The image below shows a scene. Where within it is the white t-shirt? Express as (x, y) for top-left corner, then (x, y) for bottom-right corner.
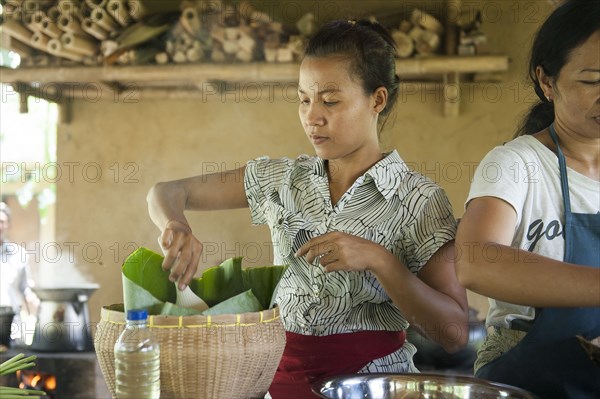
(0, 241), (31, 313)
(467, 135), (600, 328)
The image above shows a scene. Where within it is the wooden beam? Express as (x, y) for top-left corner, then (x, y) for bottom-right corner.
(0, 56), (509, 85)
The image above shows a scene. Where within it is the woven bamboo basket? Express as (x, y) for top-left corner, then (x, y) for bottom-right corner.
(94, 304), (286, 399)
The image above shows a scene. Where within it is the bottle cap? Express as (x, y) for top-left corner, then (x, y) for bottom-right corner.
(126, 309), (148, 321)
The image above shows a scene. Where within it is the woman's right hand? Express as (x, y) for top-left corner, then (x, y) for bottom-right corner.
(158, 220), (203, 290)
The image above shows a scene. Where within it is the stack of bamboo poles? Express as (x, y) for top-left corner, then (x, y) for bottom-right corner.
(0, 0), (311, 67)
(1, 0), (169, 65)
(389, 8), (445, 59)
(158, 0), (307, 65)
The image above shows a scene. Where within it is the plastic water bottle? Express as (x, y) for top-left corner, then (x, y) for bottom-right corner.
(114, 309), (160, 398)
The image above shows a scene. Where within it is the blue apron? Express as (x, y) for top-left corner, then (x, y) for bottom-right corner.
(476, 124), (600, 398)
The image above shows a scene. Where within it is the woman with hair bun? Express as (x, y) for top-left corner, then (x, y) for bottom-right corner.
(456, 1), (600, 397)
(148, 18), (468, 398)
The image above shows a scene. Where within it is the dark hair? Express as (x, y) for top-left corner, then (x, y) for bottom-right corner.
(517, 0), (600, 136)
(303, 19), (400, 130)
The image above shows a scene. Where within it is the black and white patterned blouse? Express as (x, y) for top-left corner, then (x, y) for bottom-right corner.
(244, 150), (456, 372)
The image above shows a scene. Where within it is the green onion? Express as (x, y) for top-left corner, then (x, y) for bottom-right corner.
(0, 354), (37, 375)
(0, 353), (47, 396)
(0, 387), (46, 399)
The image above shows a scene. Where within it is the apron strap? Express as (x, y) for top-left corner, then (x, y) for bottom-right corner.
(548, 124), (573, 240)
(548, 124), (572, 215)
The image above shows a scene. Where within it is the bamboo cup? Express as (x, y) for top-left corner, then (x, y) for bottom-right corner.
(30, 31), (50, 51)
(58, 15), (87, 36)
(180, 6), (201, 36)
(107, 0), (131, 27)
(41, 17), (63, 39)
(85, 0), (107, 7)
(60, 32), (97, 56)
(46, 6), (60, 22)
(47, 38), (85, 62)
(23, 12), (40, 32)
(92, 7), (120, 32)
(81, 19), (109, 40)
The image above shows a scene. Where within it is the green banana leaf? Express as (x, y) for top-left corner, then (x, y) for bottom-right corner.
(121, 247), (287, 315)
(242, 265), (288, 310)
(159, 302), (203, 316)
(105, 12), (179, 64)
(188, 257), (245, 307)
(202, 290), (263, 316)
(122, 247), (176, 312)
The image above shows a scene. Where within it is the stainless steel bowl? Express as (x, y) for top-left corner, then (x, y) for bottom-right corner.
(312, 373), (537, 399)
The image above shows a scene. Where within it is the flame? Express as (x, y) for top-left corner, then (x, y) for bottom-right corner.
(17, 369), (57, 391)
(46, 375), (57, 390)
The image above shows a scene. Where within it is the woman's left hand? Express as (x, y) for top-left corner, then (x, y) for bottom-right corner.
(295, 231), (392, 272)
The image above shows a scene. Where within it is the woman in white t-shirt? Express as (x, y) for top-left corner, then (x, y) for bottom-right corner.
(148, 19), (468, 398)
(456, 1), (600, 398)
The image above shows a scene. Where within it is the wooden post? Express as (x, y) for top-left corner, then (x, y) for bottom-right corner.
(445, 0), (461, 55)
(443, 72), (460, 117)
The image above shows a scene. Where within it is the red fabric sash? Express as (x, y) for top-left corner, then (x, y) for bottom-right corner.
(269, 330), (406, 399)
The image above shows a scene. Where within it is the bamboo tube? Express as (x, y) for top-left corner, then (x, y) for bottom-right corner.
(1, 19), (35, 43)
(47, 38), (85, 62)
(79, 2), (94, 20)
(60, 32), (97, 56)
(172, 50), (186, 63)
(91, 7), (120, 32)
(46, 6), (60, 22)
(392, 31), (414, 58)
(32, 11), (46, 30)
(263, 47), (277, 63)
(127, 0), (181, 21)
(30, 31), (50, 51)
(408, 26), (425, 42)
(411, 8), (444, 35)
(58, 15), (87, 36)
(41, 16), (63, 38)
(180, 6), (201, 36)
(57, 0), (80, 16)
(186, 47), (202, 62)
(399, 20), (412, 34)
(85, 0), (107, 7)
(10, 9), (23, 22)
(81, 19), (109, 40)
(107, 0), (131, 27)
(418, 31), (441, 53)
(155, 52), (169, 64)
(1, 32), (34, 57)
(22, 0), (42, 14)
(23, 12), (40, 32)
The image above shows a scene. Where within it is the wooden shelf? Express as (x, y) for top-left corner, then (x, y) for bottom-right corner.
(0, 55), (509, 115)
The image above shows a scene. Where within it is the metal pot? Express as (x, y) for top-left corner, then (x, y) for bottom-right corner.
(312, 373), (537, 399)
(30, 284), (99, 352)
